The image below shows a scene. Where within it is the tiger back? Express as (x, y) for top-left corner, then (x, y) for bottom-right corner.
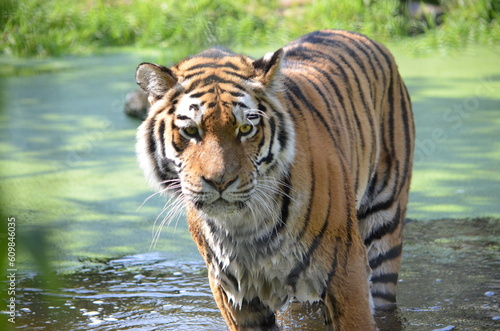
(135, 29), (414, 330)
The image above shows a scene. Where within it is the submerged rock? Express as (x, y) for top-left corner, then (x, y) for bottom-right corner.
(124, 88), (148, 120)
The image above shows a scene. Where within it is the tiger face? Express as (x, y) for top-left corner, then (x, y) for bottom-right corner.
(136, 49), (295, 234)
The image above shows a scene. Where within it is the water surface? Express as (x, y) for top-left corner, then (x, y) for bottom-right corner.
(8, 219), (500, 330)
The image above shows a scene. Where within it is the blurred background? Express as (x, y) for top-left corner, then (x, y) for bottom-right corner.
(1, 0), (499, 58)
(0, 1), (499, 330)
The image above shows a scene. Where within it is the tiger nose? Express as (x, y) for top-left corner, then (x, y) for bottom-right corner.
(202, 175), (238, 193)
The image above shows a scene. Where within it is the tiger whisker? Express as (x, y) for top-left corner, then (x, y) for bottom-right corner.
(137, 189), (168, 212)
(256, 178), (299, 205)
(150, 192), (186, 250)
(137, 179), (182, 211)
(253, 188), (285, 230)
(244, 108), (269, 120)
(151, 192), (179, 240)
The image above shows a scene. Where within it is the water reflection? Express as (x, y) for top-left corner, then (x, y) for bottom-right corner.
(13, 255), (225, 330)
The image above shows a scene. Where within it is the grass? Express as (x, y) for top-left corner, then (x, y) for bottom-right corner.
(1, 0), (499, 58)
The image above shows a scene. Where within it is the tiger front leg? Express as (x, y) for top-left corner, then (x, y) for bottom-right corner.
(321, 243), (377, 331)
(208, 276), (278, 331)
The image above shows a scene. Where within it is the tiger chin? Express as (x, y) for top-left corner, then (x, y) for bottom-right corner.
(135, 29), (414, 330)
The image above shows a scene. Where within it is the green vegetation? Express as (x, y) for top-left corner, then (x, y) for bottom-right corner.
(1, 0), (499, 58)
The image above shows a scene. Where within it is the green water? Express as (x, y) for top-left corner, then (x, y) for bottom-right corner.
(0, 46), (499, 329)
(394, 46), (500, 220)
(0, 53), (199, 270)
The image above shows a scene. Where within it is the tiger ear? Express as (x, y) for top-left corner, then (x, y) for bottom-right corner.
(253, 48), (284, 87)
(136, 63), (178, 104)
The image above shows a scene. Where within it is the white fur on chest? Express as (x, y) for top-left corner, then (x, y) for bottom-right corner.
(203, 221), (327, 311)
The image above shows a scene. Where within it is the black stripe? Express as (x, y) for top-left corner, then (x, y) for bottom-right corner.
(277, 123), (288, 147)
(302, 60), (347, 110)
(288, 33), (371, 100)
(222, 69), (249, 80)
(323, 48), (368, 151)
(256, 117), (276, 165)
(371, 273), (399, 284)
(183, 70), (207, 80)
(334, 34), (384, 105)
(357, 160), (400, 221)
(168, 86), (185, 108)
(274, 171), (292, 237)
(362, 37), (389, 86)
(287, 189), (331, 289)
(307, 32), (384, 185)
(294, 70), (348, 151)
(205, 241), (239, 291)
(257, 103), (267, 113)
(376, 152), (393, 196)
(363, 205), (401, 246)
(270, 106), (289, 148)
(147, 117), (157, 158)
(369, 244), (402, 270)
(158, 158), (177, 182)
(284, 79), (340, 150)
(399, 79), (414, 182)
(294, 120), (315, 243)
(186, 61), (240, 71)
(232, 101), (248, 109)
(204, 74), (236, 85)
(341, 157), (354, 249)
(146, 115), (170, 182)
(171, 125), (183, 153)
(186, 77), (245, 94)
(176, 115), (191, 121)
(184, 66), (248, 82)
(252, 171), (292, 256)
(371, 291), (397, 303)
(157, 120), (166, 158)
(287, 47), (368, 153)
(325, 242), (339, 288)
(228, 90), (245, 98)
(189, 91), (206, 98)
(336, 32), (389, 118)
(357, 173), (378, 220)
(387, 75), (397, 161)
(256, 121), (268, 154)
(339, 32), (383, 83)
(368, 40), (393, 77)
(289, 50), (359, 159)
(293, 32), (381, 169)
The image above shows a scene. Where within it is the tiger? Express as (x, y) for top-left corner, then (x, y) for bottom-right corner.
(135, 29), (414, 330)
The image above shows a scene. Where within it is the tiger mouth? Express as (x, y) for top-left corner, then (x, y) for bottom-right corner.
(193, 198), (247, 213)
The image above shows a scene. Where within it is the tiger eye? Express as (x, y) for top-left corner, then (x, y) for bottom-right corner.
(185, 126), (199, 137)
(239, 124), (252, 134)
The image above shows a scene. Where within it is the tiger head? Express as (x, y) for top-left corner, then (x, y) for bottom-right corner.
(135, 48), (295, 233)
